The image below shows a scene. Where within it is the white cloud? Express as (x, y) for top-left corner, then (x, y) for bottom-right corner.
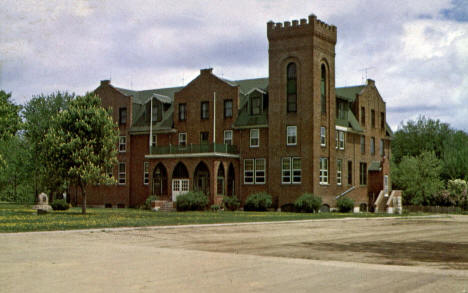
(0, 0), (467, 131)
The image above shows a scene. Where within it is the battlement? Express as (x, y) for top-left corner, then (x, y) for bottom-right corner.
(267, 14), (337, 44)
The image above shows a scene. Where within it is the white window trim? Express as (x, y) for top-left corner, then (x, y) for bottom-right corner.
(339, 131), (345, 150)
(250, 129), (259, 148)
(179, 132), (187, 147)
(292, 157), (302, 184)
(281, 157), (302, 184)
(118, 162), (126, 185)
(337, 159), (342, 186)
(143, 162), (149, 185)
(224, 130), (233, 145)
(320, 157), (329, 185)
(320, 127), (326, 147)
(119, 136), (126, 153)
(286, 126), (297, 146)
(255, 158), (266, 184)
(244, 159), (254, 184)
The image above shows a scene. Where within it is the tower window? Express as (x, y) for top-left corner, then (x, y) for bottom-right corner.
(287, 63), (297, 113)
(321, 64), (327, 114)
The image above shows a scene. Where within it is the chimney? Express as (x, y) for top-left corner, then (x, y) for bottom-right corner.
(200, 68), (213, 75)
(100, 80), (111, 86)
(366, 79), (375, 86)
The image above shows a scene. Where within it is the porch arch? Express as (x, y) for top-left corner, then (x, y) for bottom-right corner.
(152, 163), (168, 197)
(194, 161), (210, 196)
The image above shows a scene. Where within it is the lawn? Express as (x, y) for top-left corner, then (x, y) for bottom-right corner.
(1, 203), (404, 233)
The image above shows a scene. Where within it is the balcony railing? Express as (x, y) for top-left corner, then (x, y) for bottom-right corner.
(150, 143), (239, 155)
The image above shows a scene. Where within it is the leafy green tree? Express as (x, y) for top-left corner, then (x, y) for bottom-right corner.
(0, 135), (35, 203)
(0, 91), (22, 166)
(0, 90), (21, 141)
(392, 151), (443, 205)
(22, 92), (73, 198)
(392, 116), (452, 164)
(441, 130), (468, 180)
(44, 93), (118, 214)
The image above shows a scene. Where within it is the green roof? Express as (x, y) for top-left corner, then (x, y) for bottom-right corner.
(336, 108), (363, 133)
(368, 161), (382, 172)
(115, 86), (183, 105)
(336, 85), (365, 102)
(233, 108), (268, 128)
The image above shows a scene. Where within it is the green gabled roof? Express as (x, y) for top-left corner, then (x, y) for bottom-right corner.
(129, 105), (174, 134)
(234, 77), (268, 94)
(336, 85), (365, 103)
(115, 86), (183, 105)
(233, 108), (268, 128)
(368, 161), (382, 172)
(336, 108), (363, 133)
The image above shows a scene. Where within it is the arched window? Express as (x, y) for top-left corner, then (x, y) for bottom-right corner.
(287, 63), (297, 113)
(321, 64), (327, 114)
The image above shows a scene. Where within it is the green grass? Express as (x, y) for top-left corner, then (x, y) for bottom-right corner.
(0, 203), (414, 233)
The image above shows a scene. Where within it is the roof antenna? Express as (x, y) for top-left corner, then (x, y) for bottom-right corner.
(359, 67), (374, 84)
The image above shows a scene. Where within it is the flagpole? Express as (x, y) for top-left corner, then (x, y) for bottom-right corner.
(213, 92), (216, 144)
(149, 96), (153, 150)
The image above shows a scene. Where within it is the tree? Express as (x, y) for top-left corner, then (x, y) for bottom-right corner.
(0, 90), (21, 141)
(392, 116), (452, 164)
(44, 93), (118, 214)
(22, 92), (73, 198)
(441, 130), (468, 180)
(392, 151), (443, 205)
(0, 90), (21, 166)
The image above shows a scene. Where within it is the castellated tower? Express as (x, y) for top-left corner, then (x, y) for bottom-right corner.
(267, 14), (338, 206)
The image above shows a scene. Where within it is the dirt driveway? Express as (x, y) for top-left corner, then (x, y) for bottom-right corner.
(1, 215), (468, 292)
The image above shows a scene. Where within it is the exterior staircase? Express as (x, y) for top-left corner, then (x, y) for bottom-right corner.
(374, 190), (403, 214)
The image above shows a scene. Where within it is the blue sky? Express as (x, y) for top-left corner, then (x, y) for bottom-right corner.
(1, 0), (467, 131)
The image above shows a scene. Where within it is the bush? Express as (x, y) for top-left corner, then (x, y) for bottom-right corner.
(280, 203), (297, 213)
(336, 196), (354, 213)
(294, 193), (322, 213)
(244, 192), (272, 211)
(176, 191), (209, 211)
(143, 195), (157, 210)
(51, 199), (70, 211)
(210, 204), (221, 212)
(222, 196), (240, 211)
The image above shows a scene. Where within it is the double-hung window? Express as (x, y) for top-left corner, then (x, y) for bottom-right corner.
(320, 127), (326, 147)
(119, 107), (127, 125)
(179, 132), (187, 147)
(287, 126), (297, 146)
(224, 100), (233, 118)
(224, 130), (233, 145)
(360, 162), (367, 185)
(320, 158), (328, 185)
(370, 137), (375, 155)
(179, 103), (186, 121)
(118, 162), (126, 185)
(360, 135), (365, 153)
(119, 136), (126, 152)
(151, 135), (157, 148)
(201, 101), (209, 119)
(143, 162), (149, 185)
(244, 158), (266, 184)
(380, 139), (385, 156)
(250, 129), (259, 147)
(281, 157), (301, 184)
(251, 96), (261, 115)
(337, 159), (342, 186)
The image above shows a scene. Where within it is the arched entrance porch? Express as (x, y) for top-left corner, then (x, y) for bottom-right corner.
(152, 163), (168, 197)
(171, 162), (189, 201)
(194, 161), (210, 196)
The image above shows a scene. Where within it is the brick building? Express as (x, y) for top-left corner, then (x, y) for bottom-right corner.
(72, 14), (393, 211)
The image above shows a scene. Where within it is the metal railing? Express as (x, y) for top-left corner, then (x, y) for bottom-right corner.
(150, 143), (238, 155)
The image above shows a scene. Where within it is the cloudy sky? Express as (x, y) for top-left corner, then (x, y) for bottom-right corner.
(1, 0), (467, 131)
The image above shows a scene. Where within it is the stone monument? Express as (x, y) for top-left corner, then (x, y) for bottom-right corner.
(32, 192), (52, 214)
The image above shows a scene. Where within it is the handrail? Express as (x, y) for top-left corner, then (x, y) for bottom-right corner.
(150, 143), (238, 155)
(335, 186), (356, 199)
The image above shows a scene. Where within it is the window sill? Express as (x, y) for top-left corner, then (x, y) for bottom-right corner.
(286, 143), (297, 146)
(320, 144), (326, 148)
(319, 183), (329, 186)
(250, 145), (259, 148)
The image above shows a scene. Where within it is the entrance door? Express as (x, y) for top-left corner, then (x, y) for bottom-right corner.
(384, 175), (389, 196)
(172, 179), (189, 201)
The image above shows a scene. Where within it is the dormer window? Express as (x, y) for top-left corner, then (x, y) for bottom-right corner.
(287, 63), (297, 113)
(251, 95), (261, 115)
(152, 102), (159, 121)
